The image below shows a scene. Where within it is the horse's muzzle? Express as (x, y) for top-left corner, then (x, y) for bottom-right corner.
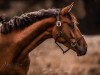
(74, 44), (87, 56)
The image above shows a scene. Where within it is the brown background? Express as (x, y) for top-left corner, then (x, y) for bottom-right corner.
(0, 0), (100, 75)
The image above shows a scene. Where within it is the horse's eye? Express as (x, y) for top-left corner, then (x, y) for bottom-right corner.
(64, 13), (72, 20)
(64, 13), (67, 16)
(70, 23), (74, 30)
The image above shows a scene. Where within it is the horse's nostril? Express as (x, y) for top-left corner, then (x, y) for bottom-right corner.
(77, 47), (87, 56)
(77, 50), (87, 56)
(74, 44), (87, 56)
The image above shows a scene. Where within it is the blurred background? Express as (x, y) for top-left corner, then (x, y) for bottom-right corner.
(0, 0), (100, 75)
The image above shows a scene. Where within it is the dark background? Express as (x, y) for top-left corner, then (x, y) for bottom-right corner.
(0, 1), (100, 75)
(0, 0), (100, 35)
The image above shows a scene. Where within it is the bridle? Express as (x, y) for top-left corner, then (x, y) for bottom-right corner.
(55, 10), (83, 54)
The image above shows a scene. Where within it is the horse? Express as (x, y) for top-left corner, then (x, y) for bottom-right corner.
(0, 3), (87, 75)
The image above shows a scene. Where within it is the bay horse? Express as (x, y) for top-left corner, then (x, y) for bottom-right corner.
(0, 3), (87, 75)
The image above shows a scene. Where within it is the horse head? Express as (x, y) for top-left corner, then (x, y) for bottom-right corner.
(52, 3), (87, 56)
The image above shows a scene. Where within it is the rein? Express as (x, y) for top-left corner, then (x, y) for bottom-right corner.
(55, 11), (83, 54)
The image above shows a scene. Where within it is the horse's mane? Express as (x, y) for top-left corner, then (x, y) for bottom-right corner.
(0, 9), (60, 34)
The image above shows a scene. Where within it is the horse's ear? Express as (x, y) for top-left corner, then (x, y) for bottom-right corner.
(61, 2), (74, 15)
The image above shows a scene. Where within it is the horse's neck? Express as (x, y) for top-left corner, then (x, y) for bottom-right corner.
(14, 17), (55, 48)
(0, 17), (55, 64)
(12, 17), (56, 63)
(16, 31), (51, 62)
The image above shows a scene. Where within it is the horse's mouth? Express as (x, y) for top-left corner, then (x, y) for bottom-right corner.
(73, 44), (87, 56)
(57, 40), (87, 56)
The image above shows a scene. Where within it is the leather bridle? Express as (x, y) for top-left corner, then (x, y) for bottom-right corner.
(55, 11), (83, 54)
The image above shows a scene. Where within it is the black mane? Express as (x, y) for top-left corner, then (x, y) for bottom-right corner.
(0, 9), (60, 34)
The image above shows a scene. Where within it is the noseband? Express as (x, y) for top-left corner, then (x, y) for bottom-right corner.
(55, 11), (83, 54)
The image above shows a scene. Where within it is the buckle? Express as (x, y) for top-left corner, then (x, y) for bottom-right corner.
(71, 42), (77, 47)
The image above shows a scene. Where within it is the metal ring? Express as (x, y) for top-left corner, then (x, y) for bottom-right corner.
(71, 42), (77, 47)
(56, 21), (61, 27)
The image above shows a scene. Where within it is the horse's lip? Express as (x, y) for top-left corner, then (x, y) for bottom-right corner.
(73, 44), (87, 56)
(76, 50), (87, 56)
